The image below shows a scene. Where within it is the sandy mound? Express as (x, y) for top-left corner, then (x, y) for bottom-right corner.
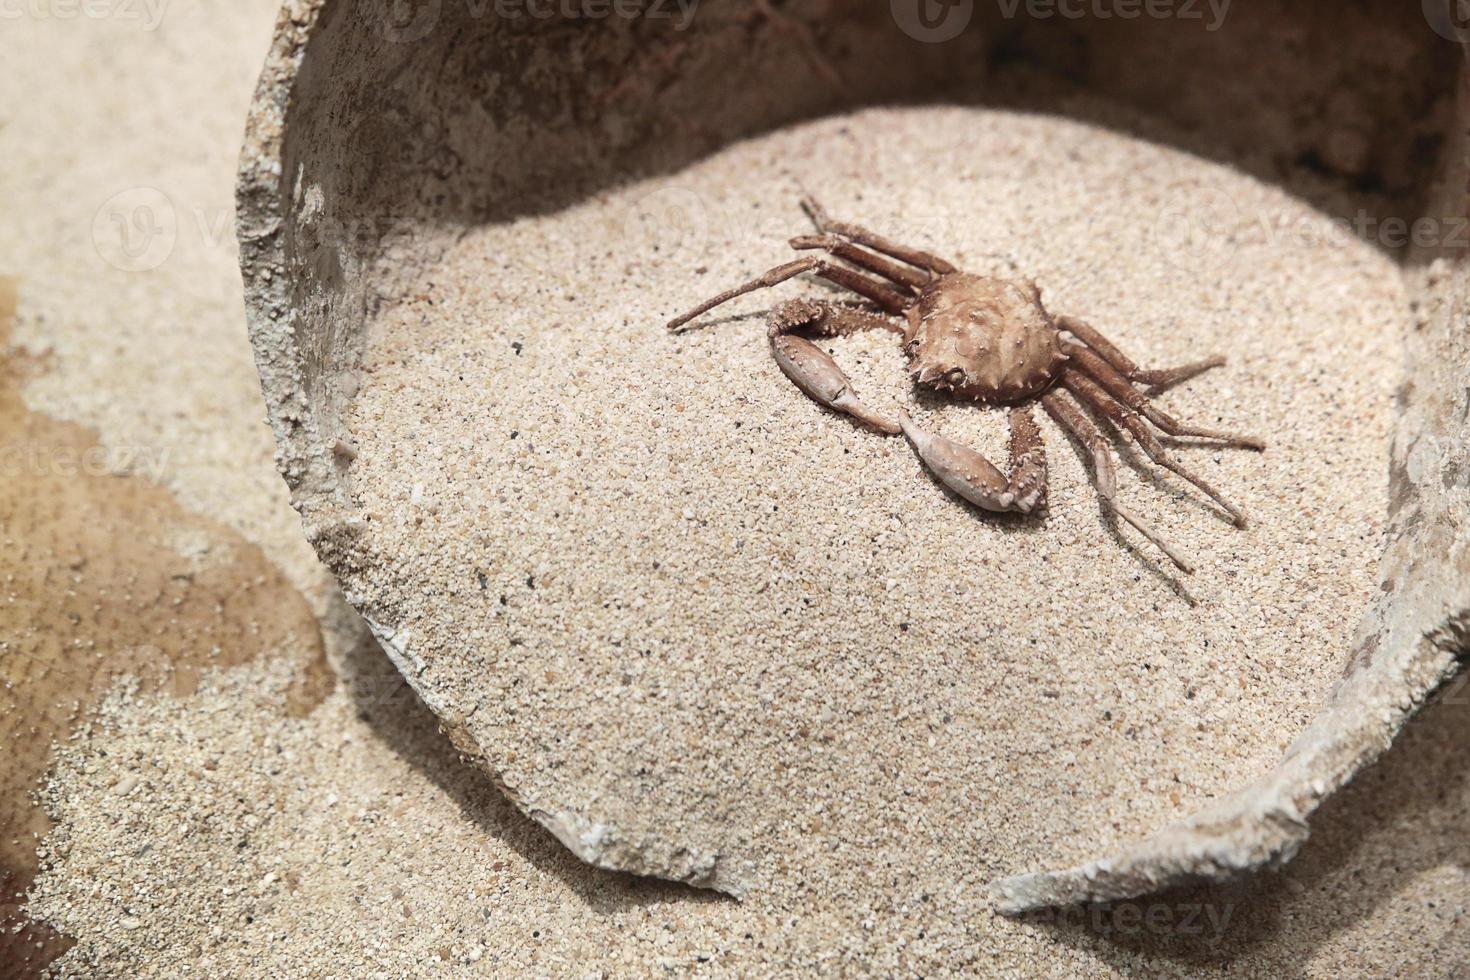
(341, 105), (1399, 902)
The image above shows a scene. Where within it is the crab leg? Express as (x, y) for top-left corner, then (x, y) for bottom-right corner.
(1063, 370), (1248, 527)
(766, 297), (903, 339)
(1004, 404), (1048, 512)
(766, 300), (900, 435)
(1058, 315), (1225, 390)
(1042, 390), (1195, 574)
(896, 405), (1047, 514)
(667, 256), (907, 332)
(801, 196), (957, 276)
(787, 234), (928, 291)
(1064, 342), (1266, 451)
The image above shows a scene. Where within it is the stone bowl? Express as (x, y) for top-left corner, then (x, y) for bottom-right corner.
(238, 0), (1470, 909)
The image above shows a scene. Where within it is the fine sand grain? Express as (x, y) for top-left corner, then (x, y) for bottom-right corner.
(31, 644), (1469, 977)
(340, 105), (1400, 907)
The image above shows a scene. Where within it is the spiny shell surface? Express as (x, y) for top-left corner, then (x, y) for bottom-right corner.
(906, 275), (1065, 401)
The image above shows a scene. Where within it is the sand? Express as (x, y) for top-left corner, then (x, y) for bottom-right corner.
(0, 273), (331, 974)
(6, 3), (1470, 977)
(341, 105), (1398, 902)
(26, 637), (1469, 978)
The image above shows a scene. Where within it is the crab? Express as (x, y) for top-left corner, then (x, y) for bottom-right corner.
(666, 197), (1265, 573)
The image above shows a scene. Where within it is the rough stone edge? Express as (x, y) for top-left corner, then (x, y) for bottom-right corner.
(990, 55), (1470, 914)
(358, 614), (745, 895)
(989, 630), (1466, 913)
(236, 0), (334, 520)
(234, 0), (749, 896)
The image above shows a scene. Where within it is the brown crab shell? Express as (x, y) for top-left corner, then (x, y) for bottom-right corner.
(904, 274), (1066, 402)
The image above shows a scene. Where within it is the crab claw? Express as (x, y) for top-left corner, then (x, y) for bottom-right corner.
(770, 334), (900, 435)
(897, 410), (1029, 513)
